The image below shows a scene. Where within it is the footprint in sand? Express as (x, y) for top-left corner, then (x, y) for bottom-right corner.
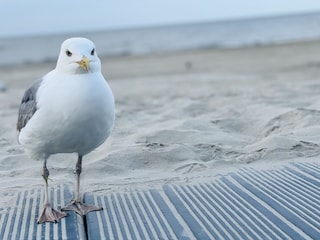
(0, 138), (11, 147)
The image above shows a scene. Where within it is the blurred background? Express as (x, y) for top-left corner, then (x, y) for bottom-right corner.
(1, 0), (320, 66)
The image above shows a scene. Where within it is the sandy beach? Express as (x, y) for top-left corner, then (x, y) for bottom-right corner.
(1, 39), (320, 206)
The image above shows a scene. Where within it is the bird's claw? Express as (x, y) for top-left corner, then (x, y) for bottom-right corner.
(61, 200), (102, 216)
(37, 203), (68, 224)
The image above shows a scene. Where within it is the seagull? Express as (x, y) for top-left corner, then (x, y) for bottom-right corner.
(17, 37), (115, 224)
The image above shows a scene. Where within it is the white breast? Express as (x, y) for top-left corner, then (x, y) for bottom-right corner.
(18, 70), (115, 158)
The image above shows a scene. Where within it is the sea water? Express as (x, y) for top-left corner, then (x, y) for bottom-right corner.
(0, 11), (320, 66)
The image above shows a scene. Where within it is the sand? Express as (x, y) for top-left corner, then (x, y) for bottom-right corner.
(1, 40), (320, 206)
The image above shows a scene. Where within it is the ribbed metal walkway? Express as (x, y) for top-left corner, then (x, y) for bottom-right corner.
(0, 185), (85, 240)
(1, 161), (319, 239)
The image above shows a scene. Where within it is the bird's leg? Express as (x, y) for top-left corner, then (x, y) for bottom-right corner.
(61, 155), (102, 216)
(75, 155), (82, 202)
(37, 158), (67, 224)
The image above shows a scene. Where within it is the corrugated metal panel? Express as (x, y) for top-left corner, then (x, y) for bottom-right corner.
(1, 162), (319, 239)
(85, 162), (320, 240)
(0, 184), (85, 240)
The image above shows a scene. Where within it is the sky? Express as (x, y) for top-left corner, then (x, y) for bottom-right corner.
(1, 0), (320, 38)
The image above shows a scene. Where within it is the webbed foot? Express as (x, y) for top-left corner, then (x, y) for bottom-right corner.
(37, 203), (68, 224)
(61, 200), (102, 216)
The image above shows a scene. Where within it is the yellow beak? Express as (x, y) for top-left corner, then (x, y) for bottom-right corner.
(77, 56), (90, 71)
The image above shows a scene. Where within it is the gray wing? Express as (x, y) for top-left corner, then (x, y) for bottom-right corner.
(17, 79), (42, 132)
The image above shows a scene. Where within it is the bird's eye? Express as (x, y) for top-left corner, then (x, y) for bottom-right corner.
(66, 50), (72, 57)
(91, 49), (95, 56)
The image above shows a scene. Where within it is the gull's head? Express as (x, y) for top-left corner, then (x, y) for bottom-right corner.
(56, 37), (101, 74)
